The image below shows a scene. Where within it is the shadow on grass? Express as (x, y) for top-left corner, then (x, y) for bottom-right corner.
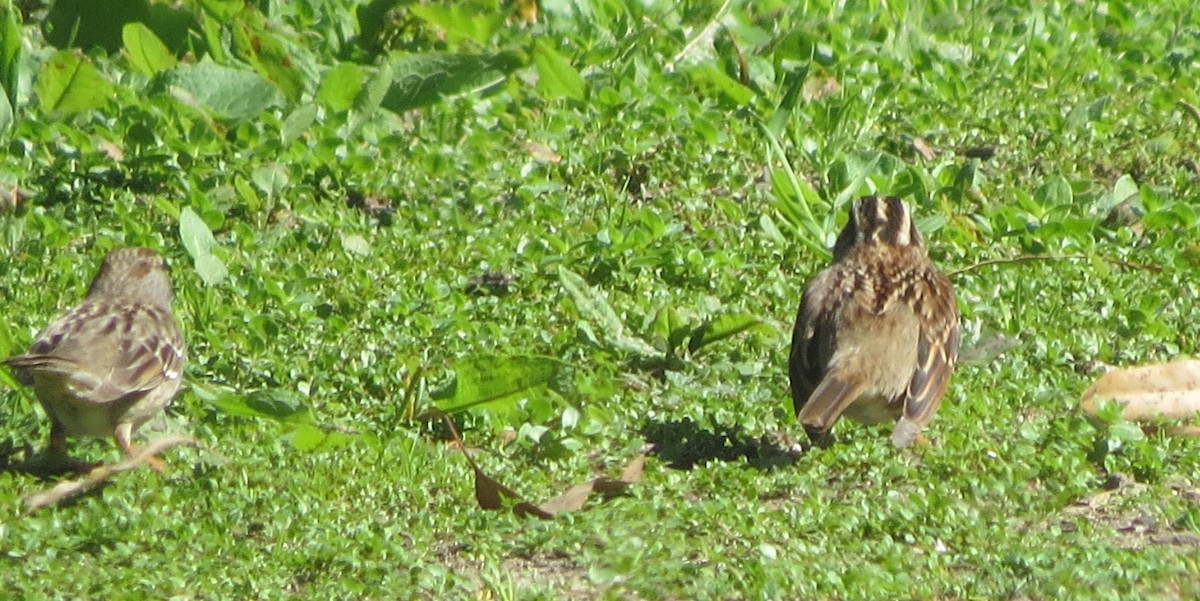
(641, 417), (801, 471)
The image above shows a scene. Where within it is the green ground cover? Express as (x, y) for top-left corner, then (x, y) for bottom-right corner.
(1, 0), (1199, 598)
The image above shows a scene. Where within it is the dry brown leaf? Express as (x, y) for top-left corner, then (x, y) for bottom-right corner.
(97, 139), (125, 162)
(619, 451), (647, 482)
(1081, 359), (1200, 421)
(524, 141), (562, 164)
(22, 434), (199, 513)
(537, 482), (595, 514)
(802, 75), (841, 102)
(511, 0), (538, 24)
(0, 186), (27, 212)
(449, 415), (651, 520)
(534, 447), (650, 516)
(912, 137), (937, 161)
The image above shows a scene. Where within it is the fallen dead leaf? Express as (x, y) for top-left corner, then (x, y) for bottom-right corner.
(912, 137), (937, 161)
(0, 185), (27, 212)
(97, 139), (125, 162)
(525, 141), (562, 164)
(511, 0), (538, 24)
(1081, 359), (1200, 423)
(22, 434), (200, 513)
(447, 414), (650, 519)
(802, 75), (841, 102)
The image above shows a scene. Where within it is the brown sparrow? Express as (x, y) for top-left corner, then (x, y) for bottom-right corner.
(789, 196), (960, 448)
(6, 247), (186, 472)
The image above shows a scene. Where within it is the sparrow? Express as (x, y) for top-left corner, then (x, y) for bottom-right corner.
(6, 247), (186, 472)
(789, 196), (960, 447)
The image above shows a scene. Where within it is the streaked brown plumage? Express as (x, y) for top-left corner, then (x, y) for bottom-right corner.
(6, 247), (185, 472)
(789, 196), (959, 447)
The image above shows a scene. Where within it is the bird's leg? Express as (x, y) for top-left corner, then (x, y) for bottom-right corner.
(114, 423), (164, 472)
(803, 426), (836, 449)
(18, 421), (99, 475)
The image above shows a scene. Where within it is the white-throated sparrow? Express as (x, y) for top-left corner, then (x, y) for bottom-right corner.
(6, 247), (186, 472)
(789, 196), (960, 447)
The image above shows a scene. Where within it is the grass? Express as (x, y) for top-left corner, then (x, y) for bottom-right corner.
(1, 0), (1200, 598)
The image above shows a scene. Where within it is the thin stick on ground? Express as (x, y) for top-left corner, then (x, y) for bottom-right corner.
(22, 434), (200, 513)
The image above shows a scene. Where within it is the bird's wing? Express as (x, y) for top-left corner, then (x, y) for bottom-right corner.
(6, 302), (184, 405)
(901, 272), (960, 428)
(789, 269), (842, 417)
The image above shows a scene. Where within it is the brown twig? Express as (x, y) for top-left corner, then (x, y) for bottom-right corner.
(22, 434), (201, 513)
(949, 254), (1161, 277)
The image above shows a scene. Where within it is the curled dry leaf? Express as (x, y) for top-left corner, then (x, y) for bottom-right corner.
(444, 416), (650, 519)
(1080, 359), (1200, 425)
(473, 465), (553, 519)
(22, 434), (200, 513)
(538, 450), (648, 515)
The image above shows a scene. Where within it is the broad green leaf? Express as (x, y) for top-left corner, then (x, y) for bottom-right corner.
(649, 305), (692, 354)
(533, 41), (585, 101)
(409, 4), (502, 45)
(164, 58), (283, 120)
(281, 103), (318, 145)
(209, 388), (314, 424)
(433, 355), (569, 415)
(382, 51), (524, 113)
(123, 22), (177, 75)
(1, 2), (20, 115)
(43, 0), (148, 51)
(34, 50), (113, 116)
(1064, 96), (1109, 132)
(1034, 175), (1072, 207)
(349, 60), (392, 132)
(234, 174), (260, 212)
(0, 90), (11, 135)
(340, 232), (371, 256)
(558, 266), (659, 358)
(288, 424), (358, 452)
(198, 0), (241, 20)
(759, 213), (787, 245)
(193, 253), (229, 286)
(179, 206), (228, 286)
(687, 63), (754, 105)
(250, 164), (289, 196)
(688, 313), (772, 354)
(317, 62), (363, 112)
(1112, 174), (1139, 204)
(179, 206), (216, 256)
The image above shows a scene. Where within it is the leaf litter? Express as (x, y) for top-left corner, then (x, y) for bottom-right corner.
(444, 416), (649, 520)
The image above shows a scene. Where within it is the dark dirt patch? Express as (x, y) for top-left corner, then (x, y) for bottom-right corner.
(1059, 474), (1200, 551)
